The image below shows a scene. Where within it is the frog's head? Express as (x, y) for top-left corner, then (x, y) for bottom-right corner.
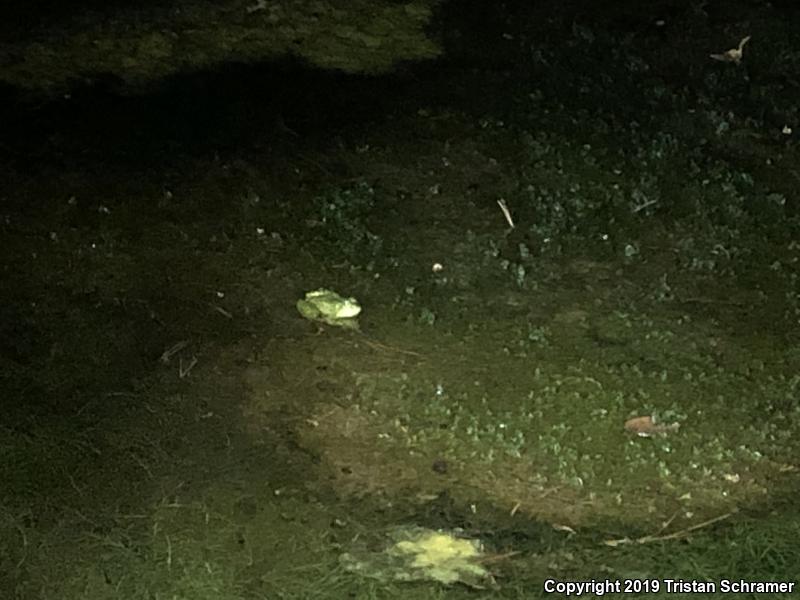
(336, 297), (362, 319)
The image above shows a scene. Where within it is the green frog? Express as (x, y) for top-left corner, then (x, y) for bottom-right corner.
(296, 288), (362, 329)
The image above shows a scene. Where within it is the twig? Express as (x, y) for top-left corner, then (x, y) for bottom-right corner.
(632, 198), (658, 213)
(496, 198), (515, 228)
(160, 340), (188, 364)
(603, 510), (736, 546)
(211, 304), (233, 319)
(476, 550), (522, 564)
(179, 356), (198, 378)
(360, 338), (423, 357)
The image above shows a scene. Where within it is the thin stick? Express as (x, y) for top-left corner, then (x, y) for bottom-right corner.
(603, 511), (736, 546)
(476, 550), (522, 564)
(160, 340), (188, 363)
(179, 356), (197, 378)
(211, 304), (233, 319)
(496, 198), (515, 228)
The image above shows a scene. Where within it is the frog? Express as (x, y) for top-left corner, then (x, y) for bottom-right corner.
(296, 288), (362, 329)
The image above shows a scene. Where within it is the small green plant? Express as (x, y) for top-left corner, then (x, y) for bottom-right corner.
(418, 307), (436, 326)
